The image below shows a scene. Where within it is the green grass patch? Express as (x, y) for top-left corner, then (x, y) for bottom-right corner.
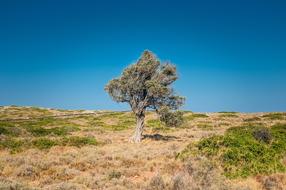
(0, 122), (22, 137)
(17, 118), (81, 136)
(61, 136), (98, 147)
(0, 138), (27, 153)
(90, 112), (135, 131)
(178, 124), (286, 178)
(32, 138), (58, 150)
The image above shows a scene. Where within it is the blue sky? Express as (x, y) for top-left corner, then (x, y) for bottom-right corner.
(0, 0), (285, 112)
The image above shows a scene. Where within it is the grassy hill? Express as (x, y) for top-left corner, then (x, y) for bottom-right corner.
(0, 106), (285, 189)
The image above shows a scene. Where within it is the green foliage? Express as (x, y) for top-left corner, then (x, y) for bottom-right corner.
(158, 106), (184, 127)
(146, 119), (170, 131)
(32, 138), (58, 150)
(0, 136), (98, 152)
(0, 138), (27, 153)
(0, 122), (22, 137)
(61, 136), (98, 147)
(26, 125), (79, 137)
(108, 170), (121, 180)
(105, 50), (184, 111)
(179, 124), (286, 178)
(18, 118), (80, 136)
(90, 112), (135, 131)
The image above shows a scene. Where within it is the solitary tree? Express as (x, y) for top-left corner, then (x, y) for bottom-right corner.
(105, 50), (185, 142)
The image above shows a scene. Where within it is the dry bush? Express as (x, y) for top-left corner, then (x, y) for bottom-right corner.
(0, 177), (36, 190)
(171, 173), (191, 190)
(14, 164), (39, 179)
(146, 174), (166, 190)
(257, 174), (286, 190)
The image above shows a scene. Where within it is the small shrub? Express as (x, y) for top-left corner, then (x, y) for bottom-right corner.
(146, 174), (165, 190)
(158, 106), (184, 127)
(172, 173), (189, 190)
(0, 138), (26, 153)
(32, 138), (58, 149)
(0, 122), (21, 137)
(108, 170), (121, 180)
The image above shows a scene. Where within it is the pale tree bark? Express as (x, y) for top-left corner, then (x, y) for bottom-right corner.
(130, 113), (145, 143)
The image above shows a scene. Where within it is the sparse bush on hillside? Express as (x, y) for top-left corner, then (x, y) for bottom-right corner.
(108, 170), (121, 180)
(158, 106), (184, 128)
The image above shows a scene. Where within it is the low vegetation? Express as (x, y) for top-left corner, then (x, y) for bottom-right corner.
(178, 124), (286, 178)
(0, 106), (285, 189)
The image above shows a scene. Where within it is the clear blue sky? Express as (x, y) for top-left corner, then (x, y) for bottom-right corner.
(0, 0), (285, 112)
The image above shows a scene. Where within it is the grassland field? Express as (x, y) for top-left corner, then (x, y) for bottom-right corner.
(0, 106), (285, 190)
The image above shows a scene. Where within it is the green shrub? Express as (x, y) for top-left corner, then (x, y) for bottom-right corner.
(108, 170), (121, 180)
(158, 106), (184, 127)
(25, 125), (79, 137)
(178, 124), (286, 178)
(0, 138), (26, 153)
(32, 138), (58, 150)
(61, 136), (98, 147)
(146, 119), (171, 131)
(90, 112), (135, 131)
(0, 122), (22, 137)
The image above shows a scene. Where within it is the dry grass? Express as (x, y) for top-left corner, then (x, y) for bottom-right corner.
(0, 107), (285, 189)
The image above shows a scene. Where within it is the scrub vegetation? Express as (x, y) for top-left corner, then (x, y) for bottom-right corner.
(0, 106), (285, 189)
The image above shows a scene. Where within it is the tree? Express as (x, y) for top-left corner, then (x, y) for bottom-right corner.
(105, 50), (185, 142)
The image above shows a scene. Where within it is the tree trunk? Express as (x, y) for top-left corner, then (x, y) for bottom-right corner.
(130, 113), (145, 143)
